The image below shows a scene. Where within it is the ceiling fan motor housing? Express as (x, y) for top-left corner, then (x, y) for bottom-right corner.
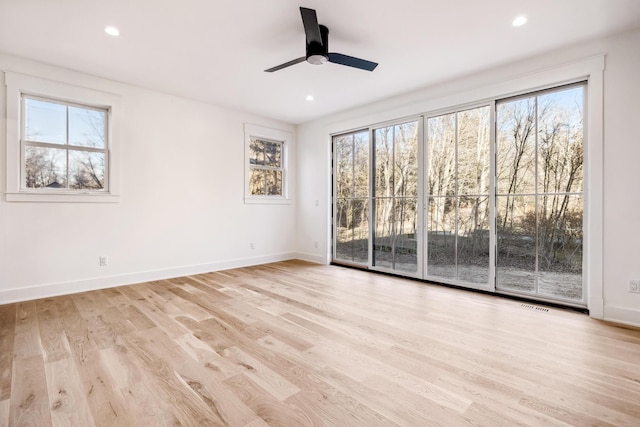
(306, 25), (329, 65)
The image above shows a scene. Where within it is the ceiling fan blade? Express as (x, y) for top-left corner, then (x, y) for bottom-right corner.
(328, 53), (378, 71)
(300, 7), (322, 45)
(264, 57), (306, 73)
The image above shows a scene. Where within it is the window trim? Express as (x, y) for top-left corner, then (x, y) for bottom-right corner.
(4, 71), (121, 203)
(244, 123), (292, 204)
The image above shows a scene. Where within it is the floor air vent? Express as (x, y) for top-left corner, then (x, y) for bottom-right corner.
(521, 303), (549, 312)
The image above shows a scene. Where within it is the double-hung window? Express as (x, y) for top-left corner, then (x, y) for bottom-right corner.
(22, 95), (108, 191)
(249, 137), (283, 196)
(244, 123), (291, 203)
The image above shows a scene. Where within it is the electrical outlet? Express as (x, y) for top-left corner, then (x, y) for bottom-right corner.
(99, 256), (109, 266)
(630, 280), (640, 293)
(314, 241), (318, 248)
(250, 242), (255, 250)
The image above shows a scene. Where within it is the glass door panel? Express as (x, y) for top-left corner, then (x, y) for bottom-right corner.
(496, 84), (584, 302)
(426, 106), (491, 286)
(372, 121), (419, 274)
(333, 131), (370, 265)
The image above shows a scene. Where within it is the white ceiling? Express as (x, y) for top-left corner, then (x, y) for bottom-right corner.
(1, 0), (639, 124)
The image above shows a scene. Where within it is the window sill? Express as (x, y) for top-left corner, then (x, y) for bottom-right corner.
(244, 197), (292, 205)
(5, 192), (120, 203)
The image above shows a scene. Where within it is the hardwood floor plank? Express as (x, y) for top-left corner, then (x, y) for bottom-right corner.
(118, 331), (226, 426)
(0, 305), (16, 401)
(120, 305), (157, 332)
(0, 399), (9, 427)
(121, 327), (257, 426)
(99, 343), (143, 390)
(255, 335), (327, 374)
(150, 280), (214, 321)
(519, 394), (618, 426)
(222, 346), (300, 401)
(120, 380), (182, 427)
(85, 307), (135, 350)
(176, 315), (237, 354)
(13, 301), (42, 360)
(284, 379), (398, 426)
(319, 365), (468, 426)
(224, 374), (314, 426)
(36, 299), (71, 363)
(361, 372), (472, 415)
(45, 357), (95, 427)
(227, 302), (315, 351)
(169, 276), (232, 301)
(462, 402), (536, 427)
(59, 297), (134, 427)
(9, 355), (52, 426)
(117, 284), (190, 338)
(242, 417), (271, 427)
(3, 261), (640, 426)
(174, 333), (239, 381)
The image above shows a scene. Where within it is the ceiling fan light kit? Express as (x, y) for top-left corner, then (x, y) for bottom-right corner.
(265, 7), (378, 73)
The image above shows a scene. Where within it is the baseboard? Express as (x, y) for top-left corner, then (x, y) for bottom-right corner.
(293, 252), (328, 265)
(603, 305), (640, 328)
(0, 252), (297, 305)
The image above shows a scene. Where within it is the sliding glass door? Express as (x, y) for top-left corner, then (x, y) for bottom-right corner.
(331, 82), (586, 306)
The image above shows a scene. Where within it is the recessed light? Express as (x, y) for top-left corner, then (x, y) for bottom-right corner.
(512, 16), (527, 27)
(104, 26), (120, 36)
(306, 95), (314, 101)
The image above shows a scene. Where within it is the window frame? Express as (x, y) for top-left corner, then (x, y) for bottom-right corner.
(370, 118), (422, 276)
(332, 129), (371, 266)
(20, 94), (110, 193)
(4, 71), (121, 203)
(244, 123), (291, 204)
(248, 136), (284, 196)
(424, 103), (493, 288)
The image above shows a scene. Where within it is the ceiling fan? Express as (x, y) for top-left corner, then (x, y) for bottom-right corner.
(265, 7), (378, 73)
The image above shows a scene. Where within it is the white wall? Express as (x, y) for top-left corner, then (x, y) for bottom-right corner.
(0, 54), (297, 303)
(296, 28), (640, 327)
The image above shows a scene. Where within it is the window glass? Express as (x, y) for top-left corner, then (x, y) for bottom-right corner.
(69, 106), (106, 148)
(25, 98), (66, 144)
(24, 146), (67, 188)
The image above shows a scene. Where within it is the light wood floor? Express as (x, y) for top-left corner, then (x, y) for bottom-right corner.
(1, 261), (640, 426)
